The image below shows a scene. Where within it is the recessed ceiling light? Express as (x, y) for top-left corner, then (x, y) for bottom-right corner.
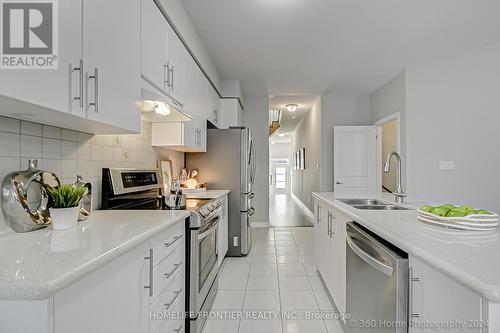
(270, 141), (276, 144)
(292, 116), (296, 119)
(278, 133), (285, 137)
(286, 104), (298, 112)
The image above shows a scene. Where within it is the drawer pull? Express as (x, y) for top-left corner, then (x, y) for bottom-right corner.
(173, 324), (183, 333)
(164, 288), (183, 310)
(144, 249), (154, 297)
(165, 235), (182, 247)
(164, 262), (182, 279)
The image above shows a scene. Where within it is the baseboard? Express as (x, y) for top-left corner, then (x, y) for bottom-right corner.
(291, 193), (315, 223)
(250, 221), (271, 228)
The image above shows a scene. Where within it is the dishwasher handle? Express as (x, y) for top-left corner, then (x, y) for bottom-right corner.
(346, 232), (394, 276)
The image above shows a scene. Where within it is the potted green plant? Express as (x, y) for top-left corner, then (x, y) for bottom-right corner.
(47, 184), (86, 229)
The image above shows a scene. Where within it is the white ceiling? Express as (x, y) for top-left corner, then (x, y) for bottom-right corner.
(181, 0), (500, 96)
(269, 94), (318, 134)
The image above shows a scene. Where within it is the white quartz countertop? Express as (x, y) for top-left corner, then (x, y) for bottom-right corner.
(0, 210), (190, 300)
(312, 192), (500, 302)
(185, 189), (230, 199)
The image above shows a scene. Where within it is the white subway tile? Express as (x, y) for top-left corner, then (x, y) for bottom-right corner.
(101, 135), (114, 147)
(61, 141), (77, 160)
(0, 157), (20, 181)
(42, 125), (61, 139)
(90, 144), (102, 161)
(20, 135), (42, 158)
(0, 132), (20, 157)
(61, 160), (77, 179)
(0, 116), (20, 133)
(112, 147), (123, 161)
(61, 129), (78, 142)
(41, 159), (62, 177)
(21, 121), (42, 136)
(42, 138), (61, 159)
(91, 135), (103, 145)
(77, 142), (91, 160)
(77, 160), (93, 178)
(102, 146), (113, 161)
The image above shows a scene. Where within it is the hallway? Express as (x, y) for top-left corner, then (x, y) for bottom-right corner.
(269, 191), (313, 227)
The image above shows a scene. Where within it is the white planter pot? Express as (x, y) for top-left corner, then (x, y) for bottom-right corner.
(50, 207), (79, 230)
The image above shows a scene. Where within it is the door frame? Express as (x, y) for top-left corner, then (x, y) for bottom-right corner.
(373, 112), (401, 194)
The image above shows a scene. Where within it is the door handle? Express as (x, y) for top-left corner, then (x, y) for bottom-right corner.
(88, 68), (99, 113)
(316, 204), (321, 224)
(346, 233), (393, 276)
(409, 268), (420, 321)
(164, 263), (182, 279)
(164, 288), (183, 310)
(164, 62), (170, 89)
(72, 59), (83, 107)
(164, 235), (182, 247)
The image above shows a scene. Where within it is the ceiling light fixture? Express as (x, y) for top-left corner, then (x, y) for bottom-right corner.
(154, 102), (171, 116)
(286, 104), (298, 112)
(270, 141), (276, 144)
(278, 133), (285, 137)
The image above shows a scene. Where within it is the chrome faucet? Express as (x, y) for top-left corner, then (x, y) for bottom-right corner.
(384, 151), (406, 203)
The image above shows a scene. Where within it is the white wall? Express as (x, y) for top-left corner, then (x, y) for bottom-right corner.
(269, 142), (292, 160)
(292, 99), (321, 211)
(0, 117), (184, 233)
(370, 71), (407, 189)
(242, 94), (269, 223)
(158, 0), (221, 91)
(320, 93), (371, 191)
(406, 42), (500, 211)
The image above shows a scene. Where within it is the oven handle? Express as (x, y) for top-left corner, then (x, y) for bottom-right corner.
(346, 232), (393, 276)
(197, 217), (220, 240)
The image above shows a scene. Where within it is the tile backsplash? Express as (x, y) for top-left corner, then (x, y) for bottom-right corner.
(0, 116), (184, 233)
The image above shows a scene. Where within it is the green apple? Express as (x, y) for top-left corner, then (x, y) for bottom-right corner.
(431, 207), (450, 217)
(447, 210), (467, 217)
(477, 209), (492, 215)
(440, 204), (456, 210)
(420, 205), (434, 212)
(460, 205), (476, 213)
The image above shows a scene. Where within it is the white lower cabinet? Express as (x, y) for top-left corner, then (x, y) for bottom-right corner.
(409, 256), (485, 333)
(2, 219), (186, 333)
(313, 199), (346, 313)
(217, 194), (229, 267)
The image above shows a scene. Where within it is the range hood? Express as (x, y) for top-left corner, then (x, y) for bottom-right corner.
(140, 88), (192, 123)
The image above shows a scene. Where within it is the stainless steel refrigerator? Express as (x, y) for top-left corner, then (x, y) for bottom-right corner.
(185, 127), (255, 256)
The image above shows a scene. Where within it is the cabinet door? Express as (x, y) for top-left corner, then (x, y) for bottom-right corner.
(328, 208), (347, 313)
(167, 27), (190, 105)
(409, 256), (483, 333)
(83, 0), (141, 133)
(313, 199), (324, 272)
(0, 0), (83, 117)
(141, 0), (168, 91)
(54, 243), (149, 333)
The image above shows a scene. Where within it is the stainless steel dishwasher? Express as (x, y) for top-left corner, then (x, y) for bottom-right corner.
(345, 222), (408, 333)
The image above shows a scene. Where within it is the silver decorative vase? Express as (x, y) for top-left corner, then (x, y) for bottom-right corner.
(71, 175), (92, 221)
(1, 159), (60, 233)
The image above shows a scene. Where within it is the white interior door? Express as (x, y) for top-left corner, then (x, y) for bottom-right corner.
(334, 126), (377, 196)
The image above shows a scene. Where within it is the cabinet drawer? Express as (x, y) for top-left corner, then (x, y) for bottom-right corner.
(151, 221), (185, 267)
(152, 243), (184, 301)
(157, 318), (184, 333)
(151, 269), (184, 333)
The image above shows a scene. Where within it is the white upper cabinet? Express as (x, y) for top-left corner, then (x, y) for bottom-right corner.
(141, 0), (169, 91)
(0, 0), (141, 134)
(218, 98), (242, 129)
(0, 0), (83, 117)
(83, 0), (141, 133)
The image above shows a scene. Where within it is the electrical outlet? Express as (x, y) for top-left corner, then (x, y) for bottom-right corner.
(439, 161), (454, 170)
(122, 151), (128, 160)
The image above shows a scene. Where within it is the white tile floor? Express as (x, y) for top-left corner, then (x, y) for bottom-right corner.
(201, 227), (344, 333)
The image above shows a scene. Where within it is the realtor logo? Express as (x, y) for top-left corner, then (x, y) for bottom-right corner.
(1, 0), (58, 69)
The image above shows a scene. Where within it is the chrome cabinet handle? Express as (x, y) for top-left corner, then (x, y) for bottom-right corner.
(409, 268), (420, 321)
(164, 288), (183, 310)
(249, 192), (255, 199)
(173, 324), (183, 333)
(168, 65), (174, 90)
(72, 59), (83, 107)
(164, 262), (182, 279)
(144, 249), (154, 297)
(165, 235), (182, 247)
(164, 62), (170, 89)
(213, 110), (218, 123)
(346, 233), (393, 276)
(316, 204), (321, 224)
(88, 68), (99, 113)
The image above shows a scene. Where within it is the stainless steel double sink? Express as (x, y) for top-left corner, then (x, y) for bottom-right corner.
(338, 198), (410, 211)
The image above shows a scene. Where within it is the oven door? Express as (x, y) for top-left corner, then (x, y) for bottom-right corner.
(190, 215), (219, 315)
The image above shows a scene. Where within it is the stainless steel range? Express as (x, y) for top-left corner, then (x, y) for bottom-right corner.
(187, 198), (222, 333)
(101, 168), (222, 333)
